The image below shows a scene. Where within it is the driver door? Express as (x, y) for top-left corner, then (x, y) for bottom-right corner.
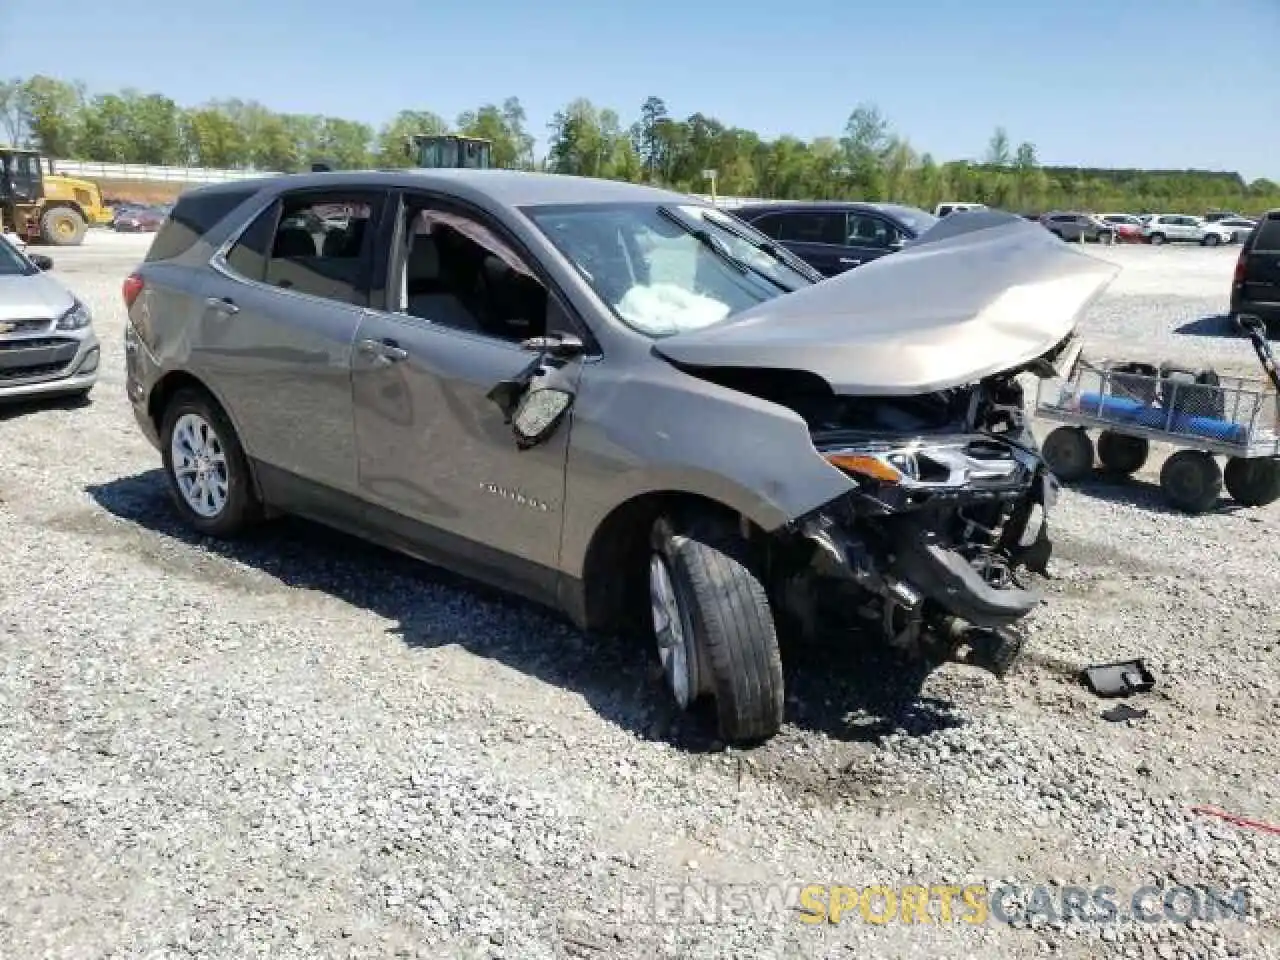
(350, 190), (584, 602)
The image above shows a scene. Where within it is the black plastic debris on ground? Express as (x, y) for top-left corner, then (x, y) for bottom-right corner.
(1081, 658), (1156, 698)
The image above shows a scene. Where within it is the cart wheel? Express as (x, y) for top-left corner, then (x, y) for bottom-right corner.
(1159, 450), (1222, 514)
(1223, 457), (1280, 508)
(1042, 427), (1094, 482)
(1097, 431), (1149, 475)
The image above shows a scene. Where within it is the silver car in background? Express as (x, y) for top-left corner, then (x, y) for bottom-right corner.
(0, 234), (99, 402)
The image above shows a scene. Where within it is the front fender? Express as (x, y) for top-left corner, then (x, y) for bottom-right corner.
(557, 359), (856, 580)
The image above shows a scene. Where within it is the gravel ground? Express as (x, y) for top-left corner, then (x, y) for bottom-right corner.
(1, 232), (1277, 959)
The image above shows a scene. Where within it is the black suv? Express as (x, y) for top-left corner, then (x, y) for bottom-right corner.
(1230, 209), (1280, 335)
(729, 201), (938, 277)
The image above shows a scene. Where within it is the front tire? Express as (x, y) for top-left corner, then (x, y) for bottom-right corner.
(39, 206), (87, 246)
(1202, 234), (1220, 247)
(1149, 233), (1166, 246)
(650, 518), (784, 744)
(159, 388), (262, 537)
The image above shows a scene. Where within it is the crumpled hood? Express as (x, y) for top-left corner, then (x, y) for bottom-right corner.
(652, 210), (1121, 396)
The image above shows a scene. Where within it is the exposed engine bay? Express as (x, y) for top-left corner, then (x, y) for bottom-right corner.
(772, 370), (1055, 675)
(674, 357), (1065, 678)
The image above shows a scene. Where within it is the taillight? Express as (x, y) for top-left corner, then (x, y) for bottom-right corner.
(1233, 251), (1247, 285)
(122, 273), (144, 309)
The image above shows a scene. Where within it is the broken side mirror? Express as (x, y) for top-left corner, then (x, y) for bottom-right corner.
(512, 387), (574, 450)
(520, 331), (586, 360)
(29, 253), (53, 271)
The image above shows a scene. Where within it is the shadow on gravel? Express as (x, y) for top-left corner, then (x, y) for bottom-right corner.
(0, 391), (93, 421)
(1063, 473), (1249, 517)
(87, 469), (962, 753)
(1173, 314), (1252, 339)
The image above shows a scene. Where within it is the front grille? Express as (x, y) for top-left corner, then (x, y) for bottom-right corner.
(0, 317), (52, 335)
(0, 336), (79, 381)
(0, 361), (68, 382)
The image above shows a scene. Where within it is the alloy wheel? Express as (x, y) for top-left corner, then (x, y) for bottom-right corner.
(170, 412), (230, 518)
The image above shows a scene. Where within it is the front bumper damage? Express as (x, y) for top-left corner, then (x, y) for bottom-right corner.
(776, 431), (1058, 677)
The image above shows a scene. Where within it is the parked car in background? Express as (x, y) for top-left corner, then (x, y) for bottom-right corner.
(1215, 216), (1257, 243)
(934, 201), (986, 217)
(113, 206), (167, 232)
(1230, 208), (1280, 334)
(1096, 213), (1146, 243)
(0, 232), (98, 402)
(121, 170), (1113, 743)
(1039, 212), (1117, 244)
(1204, 210), (1245, 223)
(731, 201), (938, 276)
(1142, 214), (1233, 246)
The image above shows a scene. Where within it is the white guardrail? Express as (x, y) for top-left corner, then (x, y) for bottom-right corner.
(51, 159), (282, 183)
(49, 160), (790, 206)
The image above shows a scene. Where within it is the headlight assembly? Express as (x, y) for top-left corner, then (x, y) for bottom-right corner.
(56, 299), (92, 331)
(823, 439), (1030, 490)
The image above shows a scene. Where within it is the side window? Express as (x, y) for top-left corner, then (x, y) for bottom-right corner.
(262, 192), (384, 306)
(396, 200), (548, 342)
(144, 187), (258, 262)
(223, 200), (279, 283)
(846, 213), (896, 247)
(774, 212), (846, 245)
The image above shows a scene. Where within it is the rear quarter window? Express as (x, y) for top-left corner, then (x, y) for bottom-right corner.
(144, 187), (259, 262)
(1251, 215), (1280, 251)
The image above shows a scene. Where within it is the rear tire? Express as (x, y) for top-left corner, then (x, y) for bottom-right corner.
(1202, 234), (1220, 247)
(1149, 233), (1166, 246)
(39, 206), (87, 246)
(159, 388), (262, 537)
(1159, 450), (1222, 514)
(1223, 457), (1280, 508)
(1042, 426), (1094, 482)
(1097, 430), (1149, 475)
(650, 517), (784, 744)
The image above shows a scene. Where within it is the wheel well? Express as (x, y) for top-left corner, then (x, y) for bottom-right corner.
(580, 491), (769, 635)
(147, 370), (216, 431)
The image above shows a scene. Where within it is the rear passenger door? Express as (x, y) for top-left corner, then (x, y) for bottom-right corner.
(205, 187), (389, 496)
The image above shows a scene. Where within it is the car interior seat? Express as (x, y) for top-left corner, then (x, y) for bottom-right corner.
(403, 218), (482, 333)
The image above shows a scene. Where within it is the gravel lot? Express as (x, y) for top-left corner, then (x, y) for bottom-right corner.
(2, 231), (1277, 959)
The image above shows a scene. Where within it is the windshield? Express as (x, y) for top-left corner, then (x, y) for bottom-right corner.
(0, 234), (35, 277)
(524, 202), (817, 337)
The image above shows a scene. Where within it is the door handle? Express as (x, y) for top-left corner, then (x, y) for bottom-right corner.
(839, 257), (862, 266)
(204, 296), (239, 315)
(357, 338), (408, 362)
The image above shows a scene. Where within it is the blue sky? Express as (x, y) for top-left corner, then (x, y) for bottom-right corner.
(3, 0), (1278, 180)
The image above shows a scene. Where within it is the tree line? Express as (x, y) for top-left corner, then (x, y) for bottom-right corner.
(3, 74), (1277, 215)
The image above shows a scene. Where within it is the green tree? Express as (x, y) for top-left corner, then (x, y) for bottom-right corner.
(20, 75), (83, 156)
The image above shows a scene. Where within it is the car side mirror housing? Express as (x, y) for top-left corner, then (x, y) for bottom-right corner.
(512, 387), (574, 449)
(520, 331), (586, 359)
(30, 253), (54, 271)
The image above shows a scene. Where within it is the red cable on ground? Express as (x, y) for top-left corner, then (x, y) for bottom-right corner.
(1190, 805), (1280, 836)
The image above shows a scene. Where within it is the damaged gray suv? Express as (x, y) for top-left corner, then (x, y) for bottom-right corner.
(123, 171), (1117, 743)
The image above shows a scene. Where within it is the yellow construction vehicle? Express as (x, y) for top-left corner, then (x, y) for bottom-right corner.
(408, 135), (492, 169)
(0, 147), (114, 246)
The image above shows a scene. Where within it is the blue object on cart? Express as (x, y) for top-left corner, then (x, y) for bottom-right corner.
(1076, 391), (1249, 444)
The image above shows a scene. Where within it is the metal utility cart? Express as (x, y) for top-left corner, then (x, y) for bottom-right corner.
(1035, 314), (1280, 514)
